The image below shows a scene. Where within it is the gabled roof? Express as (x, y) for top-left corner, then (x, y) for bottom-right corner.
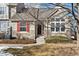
(11, 8), (69, 21)
(11, 12), (36, 21)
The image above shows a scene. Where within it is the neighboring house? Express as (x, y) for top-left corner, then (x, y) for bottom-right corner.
(0, 3), (10, 39)
(9, 3), (71, 40)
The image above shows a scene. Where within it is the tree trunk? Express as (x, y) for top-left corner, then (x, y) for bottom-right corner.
(77, 4), (79, 47)
(77, 24), (79, 47)
(47, 20), (49, 37)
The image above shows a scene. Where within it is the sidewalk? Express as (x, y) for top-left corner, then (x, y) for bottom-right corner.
(0, 43), (44, 48)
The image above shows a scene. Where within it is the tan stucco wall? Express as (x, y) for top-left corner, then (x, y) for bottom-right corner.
(11, 22), (17, 37)
(12, 21), (35, 40)
(11, 18), (71, 39)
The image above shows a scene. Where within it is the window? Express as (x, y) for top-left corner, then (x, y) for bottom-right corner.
(61, 23), (65, 31)
(0, 7), (6, 14)
(0, 21), (8, 32)
(51, 23), (55, 31)
(56, 18), (60, 22)
(51, 18), (65, 32)
(20, 21), (26, 31)
(56, 23), (60, 32)
(17, 21), (30, 32)
(61, 19), (65, 21)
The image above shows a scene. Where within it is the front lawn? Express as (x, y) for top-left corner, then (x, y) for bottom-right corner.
(4, 43), (78, 56)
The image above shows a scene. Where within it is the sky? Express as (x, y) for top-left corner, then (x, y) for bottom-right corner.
(24, 3), (74, 16)
(24, 3), (75, 16)
(24, 3), (72, 8)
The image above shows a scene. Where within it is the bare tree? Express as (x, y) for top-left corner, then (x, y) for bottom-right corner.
(44, 3), (79, 47)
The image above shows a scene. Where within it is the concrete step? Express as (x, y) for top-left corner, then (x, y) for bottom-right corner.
(36, 36), (45, 44)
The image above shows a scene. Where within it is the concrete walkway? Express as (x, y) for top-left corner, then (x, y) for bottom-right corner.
(36, 36), (45, 44)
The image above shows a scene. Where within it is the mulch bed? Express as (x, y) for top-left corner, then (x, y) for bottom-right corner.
(0, 39), (35, 44)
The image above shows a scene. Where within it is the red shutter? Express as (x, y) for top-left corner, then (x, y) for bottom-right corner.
(26, 21), (29, 32)
(17, 21), (20, 32)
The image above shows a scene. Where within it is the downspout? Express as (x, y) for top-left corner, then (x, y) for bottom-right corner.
(8, 5), (12, 39)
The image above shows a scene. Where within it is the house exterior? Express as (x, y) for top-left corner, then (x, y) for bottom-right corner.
(0, 3), (71, 40)
(9, 3), (71, 40)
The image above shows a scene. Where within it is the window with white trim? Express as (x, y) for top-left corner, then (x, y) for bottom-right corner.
(0, 7), (6, 14)
(51, 18), (65, 32)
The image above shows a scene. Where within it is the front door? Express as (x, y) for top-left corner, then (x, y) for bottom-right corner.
(37, 24), (42, 36)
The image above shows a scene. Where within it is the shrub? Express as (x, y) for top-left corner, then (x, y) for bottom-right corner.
(45, 36), (73, 43)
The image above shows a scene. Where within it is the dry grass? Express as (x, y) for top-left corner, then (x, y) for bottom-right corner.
(4, 43), (79, 56)
(0, 39), (35, 44)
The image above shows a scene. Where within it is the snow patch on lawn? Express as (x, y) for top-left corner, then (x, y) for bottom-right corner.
(0, 46), (23, 56)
